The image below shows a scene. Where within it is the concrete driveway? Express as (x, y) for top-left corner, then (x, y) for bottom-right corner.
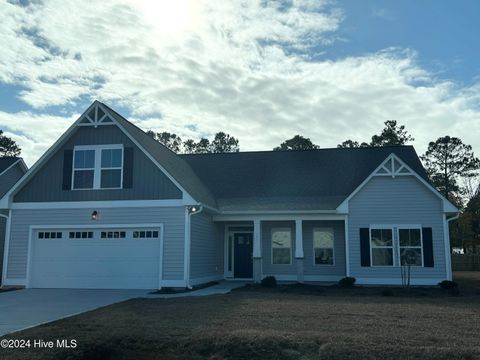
(0, 289), (149, 336)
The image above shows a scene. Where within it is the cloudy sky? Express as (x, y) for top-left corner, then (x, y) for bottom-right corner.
(1, 0), (480, 165)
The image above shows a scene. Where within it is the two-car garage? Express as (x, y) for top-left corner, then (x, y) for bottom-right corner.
(28, 225), (163, 289)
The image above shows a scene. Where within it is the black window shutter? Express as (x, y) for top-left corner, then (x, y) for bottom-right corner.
(360, 228), (371, 267)
(422, 227), (434, 267)
(62, 149), (73, 190)
(123, 147), (134, 189)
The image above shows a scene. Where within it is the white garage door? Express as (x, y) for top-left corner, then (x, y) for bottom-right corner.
(29, 226), (162, 289)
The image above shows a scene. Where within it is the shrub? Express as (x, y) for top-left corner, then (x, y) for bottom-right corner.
(381, 289), (394, 297)
(438, 280), (458, 290)
(338, 277), (356, 287)
(261, 276), (277, 288)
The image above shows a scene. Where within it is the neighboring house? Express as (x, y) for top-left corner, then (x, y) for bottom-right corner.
(0, 101), (459, 289)
(0, 157), (27, 284)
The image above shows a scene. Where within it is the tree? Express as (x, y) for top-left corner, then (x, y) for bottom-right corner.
(370, 120), (414, 147)
(273, 135), (320, 151)
(421, 136), (480, 198)
(210, 132), (239, 153)
(193, 138), (211, 154)
(338, 120), (413, 149)
(337, 140), (369, 148)
(182, 139), (197, 154)
(0, 130), (21, 157)
(146, 131), (182, 153)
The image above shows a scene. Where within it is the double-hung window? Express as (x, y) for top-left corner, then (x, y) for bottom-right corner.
(271, 228), (292, 265)
(73, 150), (95, 189)
(370, 228), (394, 266)
(100, 148), (123, 189)
(398, 228), (423, 266)
(313, 228), (334, 265)
(72, 145), (123, 190)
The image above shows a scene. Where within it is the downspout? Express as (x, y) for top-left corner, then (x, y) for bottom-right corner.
(445, 213), (460, 281)
(184, 205), (204, 289)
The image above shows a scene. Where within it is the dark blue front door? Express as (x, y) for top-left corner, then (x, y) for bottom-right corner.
(234, 233), (253, 278)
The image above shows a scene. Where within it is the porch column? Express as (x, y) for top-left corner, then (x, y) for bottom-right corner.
(295, 219), (304, 283)
(253, 219), (262, 283)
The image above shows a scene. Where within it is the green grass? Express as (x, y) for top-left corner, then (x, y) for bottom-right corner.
(1, 272), (480, 360)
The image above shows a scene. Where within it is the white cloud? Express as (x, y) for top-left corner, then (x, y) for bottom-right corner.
(0, 0), (480, 165)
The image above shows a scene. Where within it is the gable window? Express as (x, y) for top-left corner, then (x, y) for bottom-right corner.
(72, 145), (123, 190)
(313, 228), (334, 265)
(101, 148), (123, 189)
(370, 228), (394, 266)
(271, 228), (292, 265)
(73, 150), (95, 189)
(398, 228), (423, 266)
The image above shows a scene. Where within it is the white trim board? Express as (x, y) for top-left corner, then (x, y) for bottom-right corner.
(214, 214), (346, 222)
(336, 153), (459, 214)
(10, 199), (192, 210)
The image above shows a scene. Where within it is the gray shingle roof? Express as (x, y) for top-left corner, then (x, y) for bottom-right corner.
(181, 146), (430, 211)
(101, 102), (217, 208)
(99, 101), (430, 212)
(0, 157), (20, 174)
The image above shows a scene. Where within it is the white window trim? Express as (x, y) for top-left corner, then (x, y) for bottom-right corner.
(72, 144), (124, 190)
(313, 227), (335, 266)
(397, 225), (424, 267)
(369, 226), (395, 267)
(271, 227), (292, 265)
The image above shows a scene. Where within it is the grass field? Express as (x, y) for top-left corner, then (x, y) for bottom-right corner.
(1, 272), (480, 360)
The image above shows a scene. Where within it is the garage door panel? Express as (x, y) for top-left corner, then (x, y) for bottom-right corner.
(30, 227), (162, 289)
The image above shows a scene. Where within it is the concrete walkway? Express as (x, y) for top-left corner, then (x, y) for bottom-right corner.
(146, 281), (248, 298)
(0, 281), (247, 336)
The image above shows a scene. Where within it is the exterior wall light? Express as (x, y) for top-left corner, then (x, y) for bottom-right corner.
(91, 210), (98, 220)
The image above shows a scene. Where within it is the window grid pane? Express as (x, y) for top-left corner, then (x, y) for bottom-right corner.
(399, 228), (422, 266)
(272, 229), (291, 264)
(370, 228), (394, 266)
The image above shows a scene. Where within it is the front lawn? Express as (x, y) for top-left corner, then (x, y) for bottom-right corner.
(2, 272), (480, 360)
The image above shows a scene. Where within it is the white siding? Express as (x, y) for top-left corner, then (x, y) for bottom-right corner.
(6, 207), (185, 281)
(348, 176), (446, 282)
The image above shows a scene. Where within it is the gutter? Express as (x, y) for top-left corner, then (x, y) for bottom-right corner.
(184, 205), (204, 289)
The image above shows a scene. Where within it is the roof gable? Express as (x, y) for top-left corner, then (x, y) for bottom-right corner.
(0, 101), (215, 208)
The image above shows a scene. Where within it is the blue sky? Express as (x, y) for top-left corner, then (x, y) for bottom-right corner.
(0, 0), (479, 165)
(335, 0), (480, 85)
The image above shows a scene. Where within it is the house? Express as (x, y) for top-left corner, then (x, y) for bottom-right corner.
(0, 101), (459, 289)
(0, 157), (27, 283)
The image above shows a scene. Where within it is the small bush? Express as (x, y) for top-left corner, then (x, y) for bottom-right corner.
(339, 277), (356, 287)
(261, 276), (277, 288)
(381, 289), (394, 297)
(438, 280), (458, 290)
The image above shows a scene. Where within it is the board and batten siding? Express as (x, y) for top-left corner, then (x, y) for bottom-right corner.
(302, 220), (346, 277)
(14, 125), (182, 202)
(6, 207), (185, 281)
(0, 163), (25, 199)
(348, 176), (446, 282)
(190, 212), (224, 283)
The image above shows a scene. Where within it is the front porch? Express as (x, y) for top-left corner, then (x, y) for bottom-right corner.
(215, 214), (348, 283)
